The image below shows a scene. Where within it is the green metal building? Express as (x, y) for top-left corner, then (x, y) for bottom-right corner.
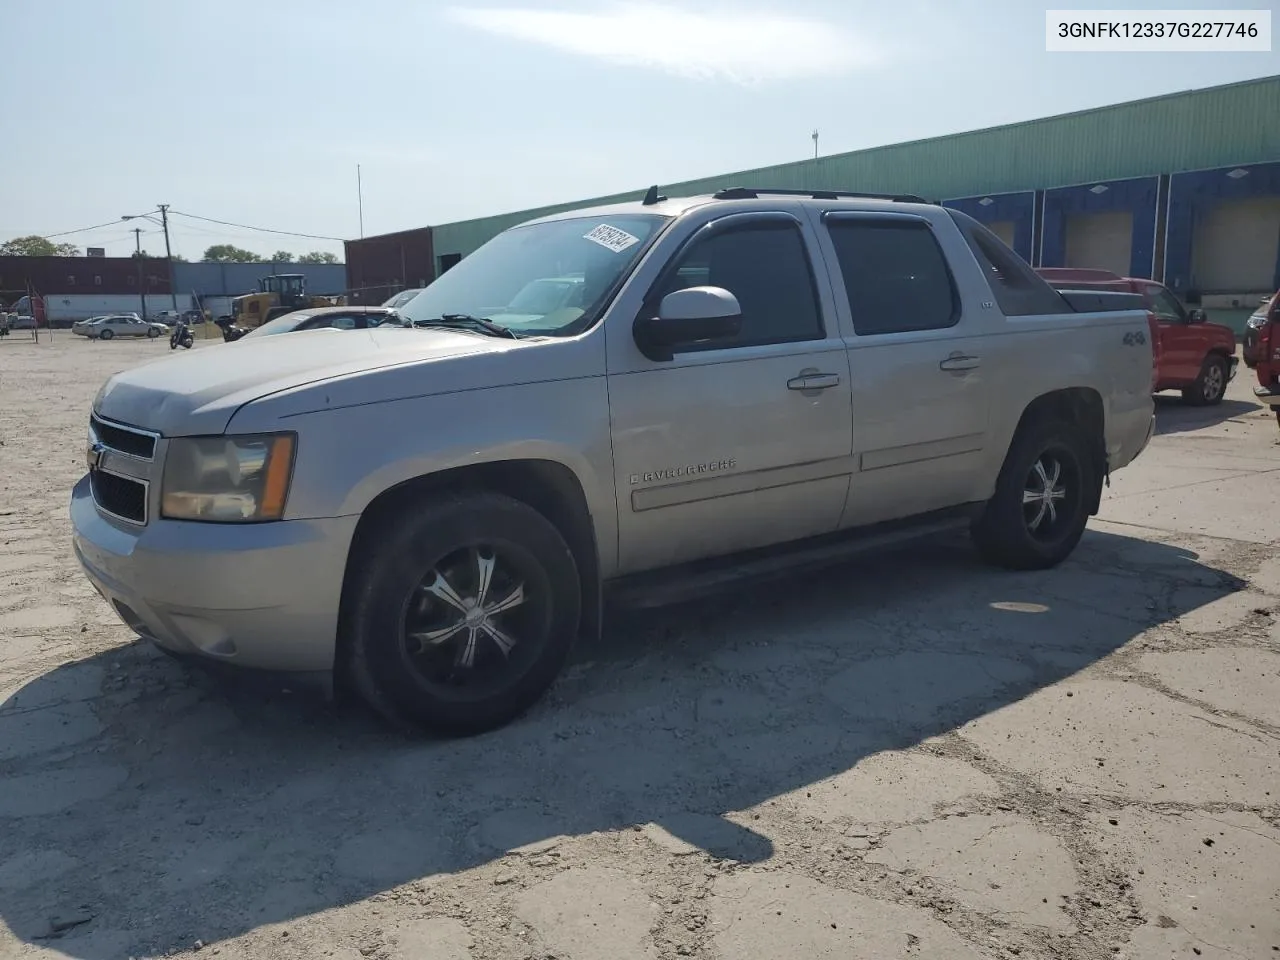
(349, 75), (1280, 320)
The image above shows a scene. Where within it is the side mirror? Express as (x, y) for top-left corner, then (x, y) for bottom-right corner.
(634, 286), (742, 361)
(1187, 308), (1207, 324)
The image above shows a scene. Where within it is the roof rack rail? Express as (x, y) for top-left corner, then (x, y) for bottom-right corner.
(711, 186), (929, 204)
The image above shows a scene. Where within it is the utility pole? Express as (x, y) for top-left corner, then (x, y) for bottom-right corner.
(158, 203), (178, 312)
(357, 164), (365, 238)
(132, 227), (148, 320)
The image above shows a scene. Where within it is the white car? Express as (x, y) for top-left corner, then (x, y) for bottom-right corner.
(73, 315), (168, 340)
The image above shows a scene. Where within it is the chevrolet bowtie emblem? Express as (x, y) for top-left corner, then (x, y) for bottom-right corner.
(86, 440), (107, 470)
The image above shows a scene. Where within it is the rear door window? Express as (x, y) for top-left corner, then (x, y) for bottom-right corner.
(824, 217), (958, 336)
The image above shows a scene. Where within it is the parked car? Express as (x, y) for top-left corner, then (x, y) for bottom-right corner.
(1037, 268), (1238, 405)
(73, 189), (1155, 736)
(7, 314), (36, 330)
(72, 316), (118, 336)
(239, 306), (406, 339)
(1243, 291), (1279, 369)
(151, 310), (182, 324)
(73, 314), (169, 340)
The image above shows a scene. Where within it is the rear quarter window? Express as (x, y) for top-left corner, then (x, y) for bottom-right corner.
(945, 209), (1069, 317)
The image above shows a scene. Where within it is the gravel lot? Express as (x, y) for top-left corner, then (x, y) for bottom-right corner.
(1, 334), (1278, 960)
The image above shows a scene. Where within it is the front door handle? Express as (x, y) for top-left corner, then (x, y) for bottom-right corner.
(788, 372), (842, 391)
(939, 354), (981, 372)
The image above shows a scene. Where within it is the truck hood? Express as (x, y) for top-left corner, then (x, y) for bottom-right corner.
(93, 327), (502, 436)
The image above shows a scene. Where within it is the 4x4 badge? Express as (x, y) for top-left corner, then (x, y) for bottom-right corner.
(1123, 330), (1147, 346)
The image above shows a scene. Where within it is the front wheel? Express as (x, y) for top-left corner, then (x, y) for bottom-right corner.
(971, 419), (1095, 571)
(147, 327), (160, 339)
(98, 328), (113, 341)
(1183, 355), (1228, 406)
(346, 492), (581, 736)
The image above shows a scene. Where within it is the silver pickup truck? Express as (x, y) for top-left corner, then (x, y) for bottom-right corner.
(72, 188), (1156, 735)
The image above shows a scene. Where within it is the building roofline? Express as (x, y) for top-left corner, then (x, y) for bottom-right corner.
(427, 73), (1280, 233)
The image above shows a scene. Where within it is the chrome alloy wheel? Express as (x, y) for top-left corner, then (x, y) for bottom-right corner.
(1022, 452), (1077, 541)
(1201, 362), (1225, 402)
(400, 544), (546, 695)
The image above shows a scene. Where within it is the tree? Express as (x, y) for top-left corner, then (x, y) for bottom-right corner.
(202, 244), (261, 263)
(170, 253), (188, 262)
(0, 235), (80, 257)
(270, 250), (296, 263)
(298, 251), (339, 264)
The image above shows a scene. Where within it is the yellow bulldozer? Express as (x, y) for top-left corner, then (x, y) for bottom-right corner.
(229, 273), (345, 329)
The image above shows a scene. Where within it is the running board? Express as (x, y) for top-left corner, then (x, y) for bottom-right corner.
(606, 505), (981, 611)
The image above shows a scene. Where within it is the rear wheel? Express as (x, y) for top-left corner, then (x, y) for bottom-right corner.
(971, 419), (1095, 571)
(346, 491), (581, 736)
(1183, 355), (1227, 406)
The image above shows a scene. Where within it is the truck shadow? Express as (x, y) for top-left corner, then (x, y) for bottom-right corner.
(0, 528), (1246, 958)
(1152, 394), (1261, 435)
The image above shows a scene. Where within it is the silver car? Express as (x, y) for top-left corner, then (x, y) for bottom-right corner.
(75, 315), (169, 340)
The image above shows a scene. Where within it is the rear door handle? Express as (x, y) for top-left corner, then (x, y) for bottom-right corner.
(787, 372), (842, 391)
(939, 354), (981, 372)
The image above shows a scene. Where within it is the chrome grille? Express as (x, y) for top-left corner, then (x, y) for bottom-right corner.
(90, 414), (156, 460)
(87, 414), (160, 526)
(91, 470), (147, 524)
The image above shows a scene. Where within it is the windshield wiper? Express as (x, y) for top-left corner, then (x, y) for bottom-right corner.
(411, 314), (519, 339)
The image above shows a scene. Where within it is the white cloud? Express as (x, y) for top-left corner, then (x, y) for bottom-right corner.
(443, 3), (887, 83)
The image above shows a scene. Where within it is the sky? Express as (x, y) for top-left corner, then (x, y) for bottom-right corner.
(2, 0), (1276, 261)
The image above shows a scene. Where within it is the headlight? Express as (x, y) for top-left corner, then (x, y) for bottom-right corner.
(1246, 314), (1265, 329)
(161, 433), (296, 522)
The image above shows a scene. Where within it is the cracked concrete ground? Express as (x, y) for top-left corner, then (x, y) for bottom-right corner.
(1, 337), (1278, 960)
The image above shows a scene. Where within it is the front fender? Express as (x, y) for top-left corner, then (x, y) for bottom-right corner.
(228, 376), (620, 575)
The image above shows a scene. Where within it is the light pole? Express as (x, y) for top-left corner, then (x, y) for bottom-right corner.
(122, 206), (178, 313)
(132, 227), (148, 320)
(812, 129), (819, 159)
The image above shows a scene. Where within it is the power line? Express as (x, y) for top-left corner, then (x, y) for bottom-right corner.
(168, 210), (345, 242)
(39, 219), (132, 239)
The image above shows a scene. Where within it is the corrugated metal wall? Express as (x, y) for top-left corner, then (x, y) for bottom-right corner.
(430, 75), (1280, 259)
(172, 262), (347, 298)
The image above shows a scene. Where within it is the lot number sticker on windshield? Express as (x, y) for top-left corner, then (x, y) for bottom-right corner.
(583, 223), (641, 254)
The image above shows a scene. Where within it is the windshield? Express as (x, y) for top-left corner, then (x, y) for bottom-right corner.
(382, 289), (424, 308)
(398, 214), (669, 336)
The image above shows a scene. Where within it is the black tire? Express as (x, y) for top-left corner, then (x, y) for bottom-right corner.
(147, 327), (160, 338)
(971, 418), (1095, 571)
(346, 491), (581, 736)
(98, 328), (113, 341)
(1182, 355), (1228, 406)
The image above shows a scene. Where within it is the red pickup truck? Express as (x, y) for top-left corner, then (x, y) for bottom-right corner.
(1038, 268), (1238, 406)
(1252, 296), (1280, 429)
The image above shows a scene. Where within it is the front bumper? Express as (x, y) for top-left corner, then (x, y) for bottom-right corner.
(71, 474), (358, 673)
